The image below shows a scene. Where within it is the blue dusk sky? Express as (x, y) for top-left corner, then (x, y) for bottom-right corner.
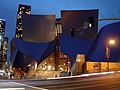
(0, 0), (120, 61)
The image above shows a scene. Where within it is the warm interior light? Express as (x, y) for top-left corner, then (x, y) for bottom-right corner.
(48, 65), (52, 70)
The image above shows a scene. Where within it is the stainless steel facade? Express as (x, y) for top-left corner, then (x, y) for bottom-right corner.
(22, 14), (56, 42)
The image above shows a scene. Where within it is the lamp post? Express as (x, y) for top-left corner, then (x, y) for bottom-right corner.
(105, 39), (115, 71)
(0, 34), (3, 70)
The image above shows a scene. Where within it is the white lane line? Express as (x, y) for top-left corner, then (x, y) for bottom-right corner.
(11, 82), (49, 90)
(0, 88), (25, 90)
(47, 71), (115, 80)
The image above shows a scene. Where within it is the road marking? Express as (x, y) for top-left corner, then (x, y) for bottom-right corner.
(11, 82), (49, 90)
(0, 88), (25, 90)
(47, 71), (115, 80)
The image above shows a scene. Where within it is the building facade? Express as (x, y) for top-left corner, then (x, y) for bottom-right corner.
(0, 19), (8, 70)
(13, 7), (120, 79)
(22, 14), (56, 42)
(55, 18), (72, 72)
(10, 9), (100, 78)
(15, 4), (31, 39)
(1, 37), (8, 71)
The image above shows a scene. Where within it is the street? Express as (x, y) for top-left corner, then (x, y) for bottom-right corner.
(0, 72), (120, 90)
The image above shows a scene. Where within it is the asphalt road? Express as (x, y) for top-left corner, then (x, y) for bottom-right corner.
(0, 72), (120, 90)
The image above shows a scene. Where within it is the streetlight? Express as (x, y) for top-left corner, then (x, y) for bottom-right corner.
(105, 39), (115, 71)
(109, 39), (115, 45)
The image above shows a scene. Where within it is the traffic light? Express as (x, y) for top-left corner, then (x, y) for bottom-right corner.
(70, 27), (75, 37)
(88, 16), (95, 28)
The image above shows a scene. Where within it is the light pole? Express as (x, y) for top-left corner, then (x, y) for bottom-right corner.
(105, 39), (115, 71)
(0, 34), (3, 70)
